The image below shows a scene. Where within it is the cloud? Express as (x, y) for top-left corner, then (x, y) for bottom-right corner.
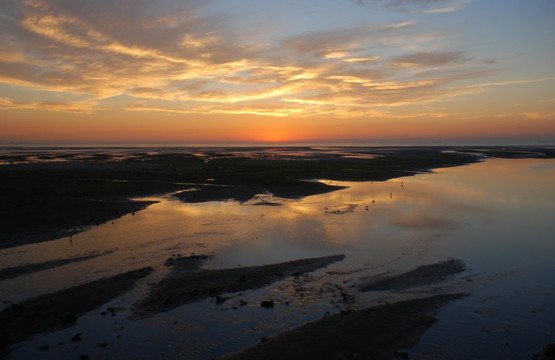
(0, 96), (96, 113)
(465, 76), (555, 89)
(0, 0), (493, 118)
(524, 112), (555, 120)
(389, 51), (468, 67)
(357, 0), (470, 13)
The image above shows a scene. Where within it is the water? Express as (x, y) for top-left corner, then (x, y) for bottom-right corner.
(1, 154), (554, 359)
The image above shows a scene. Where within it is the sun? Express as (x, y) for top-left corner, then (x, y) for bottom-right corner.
(256, 130), (294, 144)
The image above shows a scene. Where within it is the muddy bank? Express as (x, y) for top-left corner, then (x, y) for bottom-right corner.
(0, 198), (155, 250)
(0, 251), (114, 281)
(132, 255), (345, 318)
(173, 185), (263, 203)
(357, 258), (466, 292)
(164, 254), (214, 273)
(217, 293), (468, 360)
(0, 267), (152, 358)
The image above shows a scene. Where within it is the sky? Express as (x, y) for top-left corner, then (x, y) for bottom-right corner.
(0, 0), (554, 145)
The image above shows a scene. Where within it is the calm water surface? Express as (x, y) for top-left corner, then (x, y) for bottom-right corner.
(1, 157), (554, 359)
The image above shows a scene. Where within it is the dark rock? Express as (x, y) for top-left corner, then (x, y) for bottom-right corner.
(164, 257), (175, 267)
(261, 300), (274, 308)
(38, 344), (49, 351)
(208, 288), (220, 296)
(533, 344), (555, 360)
(0, 330), (13, 349)
(61, 312), (76, 323)
(78, 355), (90, 360)
(70, 333), (82, 342)
(98, 342), (108, 347)
(215, 295), (230, 304)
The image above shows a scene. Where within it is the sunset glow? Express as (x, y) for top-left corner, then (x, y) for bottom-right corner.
(0, 0), (554, 145)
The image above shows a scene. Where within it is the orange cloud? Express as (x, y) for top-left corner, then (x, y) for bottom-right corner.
(0, 0), (553, 144)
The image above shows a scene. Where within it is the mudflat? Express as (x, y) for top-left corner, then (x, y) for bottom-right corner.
(0, 255), (471, 359)
(0, 251), (115, 281)
(1, 146), (554, 359)
(217, 293), (468, 360)
(357, 258), (466, 291)
(0, 267), (152, 358)
(132, 254), (346, 317)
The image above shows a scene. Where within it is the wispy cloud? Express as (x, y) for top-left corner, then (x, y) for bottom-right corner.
(0, 0), (497, 118)
(465, 77), (555, 89)
(389, 51), (468, 67)
(357, 0), (471, 13)
(0, 96), (96, 113)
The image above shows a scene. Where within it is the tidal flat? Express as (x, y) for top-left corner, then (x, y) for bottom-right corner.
(0, 146), (554, 359)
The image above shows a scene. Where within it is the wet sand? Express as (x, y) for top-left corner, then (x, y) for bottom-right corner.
(0, 250), (116, 281)
(211, 258), (469, 359)
(132, 256), (472, 359)
(164, 254), (215, 272)
(132, 254), (345, 317)
(217, 293), (468, 360)
(357, 258), (466, 292)
(0, 267), (152, 358)
(0, 255), (471, 358)
(0, 198), (155, 250)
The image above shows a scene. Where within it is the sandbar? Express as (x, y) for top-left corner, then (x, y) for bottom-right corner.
(357, 258), (466, 292)
(0, 267), (152, 358)
(217, 293), (468, 360)
(0, 250), (115, 281)
(132, 254), (345, 317)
